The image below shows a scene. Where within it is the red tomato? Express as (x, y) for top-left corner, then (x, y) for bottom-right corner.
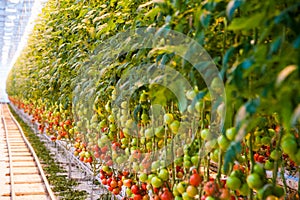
(204, 181), (218, 196)
(131, 185), (140, 195)
(190, 173), (202, 186)
(160, 190), (173, 200)
(133, 194), (142, 200)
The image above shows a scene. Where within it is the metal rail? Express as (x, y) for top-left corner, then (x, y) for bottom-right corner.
(1, 103), (56, 200)
(1, 103), (16, 199)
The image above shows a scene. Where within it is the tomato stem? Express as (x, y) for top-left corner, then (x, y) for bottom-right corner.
(216, 148), (222, 185)
(272, 128), (283, 186)
(280, 162), (288, 200)
(248, 131), (254, 200)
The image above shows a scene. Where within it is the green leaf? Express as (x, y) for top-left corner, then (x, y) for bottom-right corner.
(228, 13), (265, 30)
(224, 142), (242, 173)
(145, 7), (160, 19)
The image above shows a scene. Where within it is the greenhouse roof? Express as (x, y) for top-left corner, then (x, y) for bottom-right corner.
(0, 0), (35, 69)
(0, 0), (44, 94)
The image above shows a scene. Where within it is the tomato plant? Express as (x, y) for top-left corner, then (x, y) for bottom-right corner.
(6, 0), (300, 199)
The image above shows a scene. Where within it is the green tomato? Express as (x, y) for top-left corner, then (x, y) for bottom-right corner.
(264, 160), (274, 170)
(184, 160), (192, 168)
(158, 168), (169, 181)
(121, 138), (129, 145)
(139, 173), (148, 182)
(257, 184), (273, 200)
(270, 149), (281, 161)
(109, 123), (116, 131)
(226, 176), (241, 190)
(126, 119), (134, 128)
(261, 136), (271, 145)
(281, 138), (298, 155)
(170, 120), (180, 133)
(217, 135), (230, 151)
(205, 197), (216, 200)
(140, 93), (147, 102)
(239, 183), (250, 196)
(140, 137), (146, 145)
(200, 128), (210, 140)
(226, 127), (237, 141)
(175, 196), (183, 200)
(125, 188), (132, 196)
(282, 133), (295, 141)
(272, 185), (284, 197)
(184, 155), (191, 161)
(191, 155), (199, 166)
(164, 113), (174, 124)
(146, 142), (152, 150)
(145, 128), (154, 139)
(174, 157), (183, 165)
(151, 161), (160, 171)
(186, 185), (198, 197)
(211, 149), (219, 162)
(254, 163), (265, 177)
(141, 113), (149, 123)
(173, 185), (180, 196)
(108, 114), (115, 123)
(147, 174), (155, 183)
(247, 173), (263, 190)
(155, 126), (165, 138)
(131, 138), (138, 146)
(182, 192), (193, 200)
(268, 129), (276, 137)
(151, 176), (163, 188)
(116, 156), (125, 164)
(176, 182), (187, 194)
(195, 101), (203, 113)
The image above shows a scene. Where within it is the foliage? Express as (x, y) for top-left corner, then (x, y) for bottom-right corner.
(6, 0), (300, 199)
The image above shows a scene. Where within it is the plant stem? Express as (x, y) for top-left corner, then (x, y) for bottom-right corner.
(248, 132), (254, 200)
(280, 162), (288, 200)
(273, 128), (283, 186)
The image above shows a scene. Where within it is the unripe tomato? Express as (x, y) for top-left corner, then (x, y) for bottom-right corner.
(226, 176), (241, 190)
(186, 185), (198, 197)
(246, 173), (263, 190)
(281, 138), (298, 155)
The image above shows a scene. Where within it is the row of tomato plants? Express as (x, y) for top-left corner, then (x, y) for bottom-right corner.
(6, 0), (300, 199)
(9, 92), (299, 200)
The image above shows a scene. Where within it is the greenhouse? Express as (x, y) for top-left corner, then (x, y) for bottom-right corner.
(0, 0), (299, 199)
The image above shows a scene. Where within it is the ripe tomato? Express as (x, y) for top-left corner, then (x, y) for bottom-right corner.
(133, 194), (142, 200)
(101, 178), (107, 185)
(190, 173), (202, 187)
(124, 179), (132, 187)
(219, 188), (230, 200)
(112, 188), (120, 195)
(160, 190), (173, 200)
(204, 181), (218, 196)
(110, 180), (117, 188)
(131, 185), (140, 195)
